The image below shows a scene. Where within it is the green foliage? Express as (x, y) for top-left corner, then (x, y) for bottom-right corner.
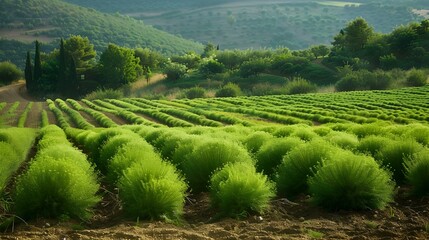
(335, 69), (394, 92)
(170, 53), (201, 69)
(118, 160), (187, 219)
(181, 139), (253, 193)
(14, 157), (100, 220)
(357, 135), (392, 157)
(404, 150), (429, 196)
(276, 140), (336, 198)
(64, 35), (96, 69)
(98, 135), (138, 172)
(84, 88), (124, 100)
(0, 142), (20, 193)
(215, 82), (242, 98)
(376, 139), (424, 184)
(99, 44), (143, 88)
(199, 58), (225, 77)
(284, 77), (317, 95)
(164, 62), (187, 81)
(406, 68), (427, 87)
(185, 86), (206, 99)
(134, 48), (164, 70)
(308, 151), (395, 210)
(242, 131), (274, 154)
(0, 61), (22, 85)
(210, 162), (275, 217)
(324, 131), (359, 150)
(255, 137), (303, 177)
(108, 140), (161, 182)
(239, 58), (270, 78)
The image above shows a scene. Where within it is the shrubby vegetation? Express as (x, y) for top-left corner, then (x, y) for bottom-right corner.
(0, 62), (23, 86)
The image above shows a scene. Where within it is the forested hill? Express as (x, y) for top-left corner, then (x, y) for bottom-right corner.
(0, 0), (203, 68)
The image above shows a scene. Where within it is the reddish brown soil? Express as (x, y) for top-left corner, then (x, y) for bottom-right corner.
(1, 189), (429, 240)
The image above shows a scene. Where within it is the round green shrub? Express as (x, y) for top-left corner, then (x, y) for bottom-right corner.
(35, 144), (88, 167)
(313, 126), (332, 136)
(14, 157), (100, 219)
(324, 131), (359, 150)
(163, 62), (187, 81)
(357, 135), (392, 157)
(376, 139), (424, 184)
(215, 82), (242, 98)
(272, 126), (298, 137)
(404, 150), (429, 196)
(108, 141), (161, 182)
(242, 131), (274, 154)
(255, 137), (303, 177)
(86, 128), (133, 163)
(210, 162), (275, 217)
(185, 86), (206, 99)
(119, 160), (187, 219)
(290, 128), (319, 141)
(158, 133), (192, 160)
(0, 61), (22, 85)
(406, 125), (429, 147)
(406, 68), (427, 87)
(276, 140), (336, 198)
(308, 151), (395, 210)
(99, 135), (138, 172)
(284, 77), (317, 95)
(170, 135), (201, 167)
(182, 139), (253, 193)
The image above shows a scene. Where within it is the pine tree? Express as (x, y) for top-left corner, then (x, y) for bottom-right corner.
(25, 51), (34, 93)
(33, 40), (42, 92)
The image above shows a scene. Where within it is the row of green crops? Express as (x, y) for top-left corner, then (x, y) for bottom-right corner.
(0, 128), (36, 195)
(66, 127), (187, 220)
(66, 99), (118, 128)
(13, 125), (100, 220)
(17, 102), (33, 128)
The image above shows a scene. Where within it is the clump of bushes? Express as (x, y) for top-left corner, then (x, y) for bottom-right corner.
(215, 82), (242, 97)
(119, 160), (187, 220)
(185, 86), (206, 99)
(242, 131), (274, 154)
(283, 77), (317, 95)
(84, 88), (124, 100)
(255, 137), (303, 177)
(181, 139), (253, 193)
(0, 61), (22, 85)
(404, 150), (429, 196)
(376, 138), (424, 184)
(308, 151), (395, 210)
(210, 162), (275, 217)
(164, 62), (187, 81)
(406, 68), (427, 87)
(276, 140), (336, 198)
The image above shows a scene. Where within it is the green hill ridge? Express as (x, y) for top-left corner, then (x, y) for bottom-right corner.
(0, 0), (203, 68)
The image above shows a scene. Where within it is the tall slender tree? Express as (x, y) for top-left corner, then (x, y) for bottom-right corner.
(25, 51), (34, 93)
(33, 40), (42, 92)
(57, 38), (67, 94)
(68, 56), (78, 97)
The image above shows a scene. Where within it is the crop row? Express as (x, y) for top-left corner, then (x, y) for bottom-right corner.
(17, 102), (33, 127)
(66, 99), (118, 128)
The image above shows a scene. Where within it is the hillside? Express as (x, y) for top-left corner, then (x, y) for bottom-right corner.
(0, 0), (203, 68)
(66, 0), (428, 50)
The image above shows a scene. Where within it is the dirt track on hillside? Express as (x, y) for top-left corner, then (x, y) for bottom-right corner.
(0, 81), (39, 103)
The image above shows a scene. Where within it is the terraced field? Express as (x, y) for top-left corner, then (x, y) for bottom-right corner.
(1, 86), (429, 239)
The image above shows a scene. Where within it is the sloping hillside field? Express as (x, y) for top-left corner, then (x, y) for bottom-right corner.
(1, 87), (429, 239)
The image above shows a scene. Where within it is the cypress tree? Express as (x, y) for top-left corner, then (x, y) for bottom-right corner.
(25, 51), (34, 93)
(33, 40), (42, 92)
(68, 57), (78, 97)
(58, 38), (67, 94)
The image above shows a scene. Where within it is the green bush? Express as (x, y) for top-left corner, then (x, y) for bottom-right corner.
(324, 131), (359, 150)
(406, 68), (427, 87)
(284, 77), (317, 95)
(0, 142), (20, 193)
(84, 88), (124, 100)
(276, 140), (336, 198)
(181, 139), (253, 193)
(404, 150), (429, 196)
(185, 86), (206, 99)
(119, 160), (187, 220)
(99, 135), (138, 172)
(199, 58), (225, 76)
(210, 162), (275, 217)
(290, 127), (319, 141)
(242, 131), (274, 154)
(14, 157), (100, 219)
(255, 137), (303, 177)
(108, 141), (161, 182)
(357, 135), (392, 157)
(0, 61), (22, 85)
(164, 62), (187, 81)
(308, 151), (395, 210)
(376, 139), (424, 184)
(406, 125), (429, 147)
(215, 82), (242, 98)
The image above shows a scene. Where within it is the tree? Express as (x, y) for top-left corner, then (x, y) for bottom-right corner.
(163, 62), (187, 81)
(144, 66), (152, 85)
(310, 45), (331, 59)
(134, 48), (163, 70)
(64, 35), (96, 69)
(99, 44), (142, 88)
(57, 38), (67, 94)
(202, 43), (217, 58)
(344, 18), (374, 52)
(199, 58), (225, 77)
(68, 57), (78, 96)
(33, 40), (42, 91)
(239, 58), (269, 77)
(25, 52), (34, 92)
(0, 61), (22, 85)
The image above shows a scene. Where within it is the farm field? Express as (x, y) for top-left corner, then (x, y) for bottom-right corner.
(1, 86), (429, 239)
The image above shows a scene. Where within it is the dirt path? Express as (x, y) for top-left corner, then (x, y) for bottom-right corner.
(0, 81), (40, 103)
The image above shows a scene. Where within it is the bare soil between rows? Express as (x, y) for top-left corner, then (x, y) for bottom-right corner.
(1, 189), (429, 240)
